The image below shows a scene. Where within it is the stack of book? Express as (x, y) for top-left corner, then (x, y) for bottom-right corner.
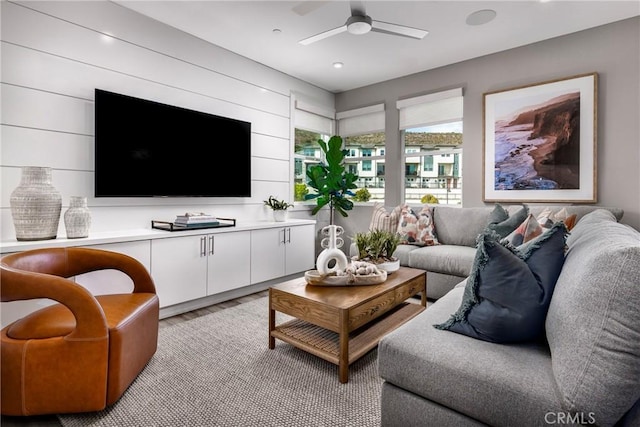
(174, 213), (220, 228)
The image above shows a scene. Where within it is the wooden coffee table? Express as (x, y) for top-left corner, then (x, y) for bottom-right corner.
(268, 267), (426, 383)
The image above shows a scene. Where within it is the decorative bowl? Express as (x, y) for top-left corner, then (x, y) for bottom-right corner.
(304, 269), (387, 286)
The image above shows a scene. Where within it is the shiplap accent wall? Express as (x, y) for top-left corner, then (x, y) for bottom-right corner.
(1, 1), (333, 240)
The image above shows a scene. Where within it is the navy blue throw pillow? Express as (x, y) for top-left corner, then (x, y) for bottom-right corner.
(434, 222), (567, 343)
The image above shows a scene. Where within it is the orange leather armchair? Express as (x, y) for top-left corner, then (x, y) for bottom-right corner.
(1, 247), (160, 416)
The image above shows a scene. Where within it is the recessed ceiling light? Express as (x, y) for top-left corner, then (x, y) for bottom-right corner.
(333, 62), (344, 69)
(466, 9), (497, 26)
(272, 28), (282, 35)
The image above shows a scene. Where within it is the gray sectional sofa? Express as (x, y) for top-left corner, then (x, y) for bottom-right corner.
(348, 204), (623, 300)
(377, 209), (640, 426)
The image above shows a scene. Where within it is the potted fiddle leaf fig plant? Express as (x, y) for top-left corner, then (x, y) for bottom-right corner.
(305, 135), (359, 224)
(264, 196), (293, 222)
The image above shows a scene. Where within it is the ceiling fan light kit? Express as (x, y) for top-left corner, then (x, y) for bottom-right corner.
(346, 15), (372, 35)
(299, 1), (428, 45)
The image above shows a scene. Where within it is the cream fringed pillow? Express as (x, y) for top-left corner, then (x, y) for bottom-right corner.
(369, 203), (402, 233)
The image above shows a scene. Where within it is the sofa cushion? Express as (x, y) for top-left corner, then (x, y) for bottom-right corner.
(407, 245), (476, 278)
(546, 209), (640, 426)
(435, 223), (566, 343)
(378, 286), (565, 426)
(432, 206), (494, 247)
(369, 202), (401, 233)
(397, 204), (439, 246)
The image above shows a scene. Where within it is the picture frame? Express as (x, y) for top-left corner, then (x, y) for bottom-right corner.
(483, 72), (597, 203)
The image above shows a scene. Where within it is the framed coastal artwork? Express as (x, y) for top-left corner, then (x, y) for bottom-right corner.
(483, 72), (597, 203)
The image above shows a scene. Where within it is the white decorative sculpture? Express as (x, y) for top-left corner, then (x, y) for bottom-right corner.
(315, 225), (349, 275)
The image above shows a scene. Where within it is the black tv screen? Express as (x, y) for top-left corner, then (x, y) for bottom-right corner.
(94, 89), (251, 197)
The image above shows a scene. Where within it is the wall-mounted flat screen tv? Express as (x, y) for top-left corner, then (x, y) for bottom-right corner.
(94, 88), (251, 197)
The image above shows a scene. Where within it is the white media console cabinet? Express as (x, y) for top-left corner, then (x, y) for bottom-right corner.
(0, 219), (316, 327)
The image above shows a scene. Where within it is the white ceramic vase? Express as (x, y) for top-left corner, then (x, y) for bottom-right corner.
(64, 196), (91, 238)
(10, 166), (62, 241)
(316, 225), (349, 275)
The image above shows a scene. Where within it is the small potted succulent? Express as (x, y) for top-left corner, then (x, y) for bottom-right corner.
(264, 196), (293, 222)
(352, 229), (401, 273)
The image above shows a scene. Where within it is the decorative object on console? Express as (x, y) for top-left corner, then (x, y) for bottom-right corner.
(263, 196), (293, 222)
(10, 166), (62, 241)
(64, 196), (91, 239)
(305, 135), (359, 225)
(174, 212), (219, 227)
(151, 218), (236, 232)
(315, 224), (349, 275)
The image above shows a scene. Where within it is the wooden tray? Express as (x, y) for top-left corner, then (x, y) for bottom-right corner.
(304, 269), (387, 286)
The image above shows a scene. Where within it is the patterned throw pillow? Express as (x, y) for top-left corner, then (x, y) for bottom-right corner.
(369, 203), (402, 233)
(536, 207), (578, 231)
(504, 213), (545, 246)
(397, 204), (439, 246)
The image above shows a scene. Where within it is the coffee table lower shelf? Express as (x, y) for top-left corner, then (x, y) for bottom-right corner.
(270, 302), (424, 366)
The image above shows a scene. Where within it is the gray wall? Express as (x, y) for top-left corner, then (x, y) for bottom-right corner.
(335, 17), (640, 230)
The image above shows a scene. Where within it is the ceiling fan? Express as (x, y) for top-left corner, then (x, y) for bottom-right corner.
(298, 0), (428, 46)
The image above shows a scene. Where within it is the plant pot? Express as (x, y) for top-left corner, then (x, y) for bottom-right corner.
(374, 258), (400, 273)
(273, 210), (288, 222)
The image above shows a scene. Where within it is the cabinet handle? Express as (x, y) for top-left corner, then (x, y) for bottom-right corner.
(286, 228), (291, 243)
(200, 236), (206, 257)
(209, 235), (214, 255)
(280, 228), (286, 245)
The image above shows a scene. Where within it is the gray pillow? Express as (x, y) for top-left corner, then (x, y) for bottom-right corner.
(434, 223), (566, 343)
(486, 204), (529, 239)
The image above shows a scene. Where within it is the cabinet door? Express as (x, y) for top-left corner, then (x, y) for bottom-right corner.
(285, 224), (316, 275)
(207, 231), (251, 294)
(250, 228), (286, 284)
(152, 235), (207, 307)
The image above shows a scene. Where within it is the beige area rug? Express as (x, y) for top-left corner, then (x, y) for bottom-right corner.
(58, 297), (382, 427)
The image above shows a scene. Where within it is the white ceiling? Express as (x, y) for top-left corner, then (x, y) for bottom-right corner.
(116, 1), (640, 93)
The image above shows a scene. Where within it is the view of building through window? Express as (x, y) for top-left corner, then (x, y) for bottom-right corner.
(403, 122), (463, 204)
(295, 123), (462, 205)
(294, 129), (328, 201)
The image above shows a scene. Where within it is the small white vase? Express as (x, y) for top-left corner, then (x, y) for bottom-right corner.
(64, 196), (91, 238)
(273, 210), (288, 222)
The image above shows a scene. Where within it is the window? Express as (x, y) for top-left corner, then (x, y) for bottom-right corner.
(397, 88), (463, 205)
(293, 98), (335, 202)
(337, 103), (386, 201)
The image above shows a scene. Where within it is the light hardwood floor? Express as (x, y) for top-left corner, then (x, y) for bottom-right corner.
(0, 290), (269, 427)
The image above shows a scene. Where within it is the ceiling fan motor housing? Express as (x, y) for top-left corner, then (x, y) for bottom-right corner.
(346, 15), (372, 35)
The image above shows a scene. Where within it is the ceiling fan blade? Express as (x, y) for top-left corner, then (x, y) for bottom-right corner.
(371, 20), (428, 40)
(292, 1), (331, 16)
(299, 24), (348, 45)
(350, 0), (366, 17)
